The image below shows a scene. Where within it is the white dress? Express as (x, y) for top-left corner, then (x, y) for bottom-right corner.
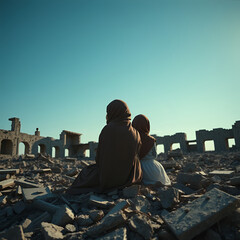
(141, 142), (171, 185)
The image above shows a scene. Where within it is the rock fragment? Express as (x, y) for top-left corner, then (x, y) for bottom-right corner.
(41, 222), (64, 240)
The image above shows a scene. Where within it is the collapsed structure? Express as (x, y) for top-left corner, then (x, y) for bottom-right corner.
(0, 118), (240, 158)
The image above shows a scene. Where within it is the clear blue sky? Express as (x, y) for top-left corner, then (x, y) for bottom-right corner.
(1, 0), (240, 148)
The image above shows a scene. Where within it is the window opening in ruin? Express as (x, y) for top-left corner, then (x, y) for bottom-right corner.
(171, 143), (181, 151)
(156, 144), (164, 154)
(204, 140), (215, 152)
(85, 149), (90, 158)
(227, 138), (235, 149)
(65, 148), (69, 157)
(1, 139), (13, 155)
(52, 147), (56, 158)
(19, 142), (25, 155)
(52, 146), (60, 158)
(38, 144), (46, 155)
(18, 142), (30, 155)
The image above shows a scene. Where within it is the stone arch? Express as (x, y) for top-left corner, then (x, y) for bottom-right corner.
(52, 146), (60, 158)
(1, 139), (13, 155)
(38, 144), (46, 155)
(19, 141), (30, 155)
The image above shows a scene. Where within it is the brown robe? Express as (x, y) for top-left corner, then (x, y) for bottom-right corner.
(67, 100), (142, 194)
(132, 114), (156, 159)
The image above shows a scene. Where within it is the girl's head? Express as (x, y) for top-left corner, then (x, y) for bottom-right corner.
(132, 114), (150, 135)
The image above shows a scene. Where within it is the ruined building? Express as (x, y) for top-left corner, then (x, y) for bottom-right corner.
(152, 120), (240, 154)
(0, 118), (240, 158)
(0, 118), (98, 159)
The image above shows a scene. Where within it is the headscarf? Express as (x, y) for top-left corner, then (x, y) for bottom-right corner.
(132, 114), (156, 159)
(106, 99), (131, 124)
(97, 99), (142, 191)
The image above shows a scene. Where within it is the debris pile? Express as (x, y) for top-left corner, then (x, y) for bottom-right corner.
(1, 151), (240, 240)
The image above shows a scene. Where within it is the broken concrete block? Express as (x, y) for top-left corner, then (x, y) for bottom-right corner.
(158, 187), (180, 209)
(89, 194), (114, 208)
(25, 154), (35, 159)
(0, 195), (7, 205)
(183, 162), (197, 173)
(22, 186), (53, 201)
(0, 173), (10, 181)
(96, 227), (127, 240)
(172, 183), (195, 195)
(0, 169), (20, 174)
(0, 179), (15, 190)
(17, 185), (22, 195)
(131, 195), (151, 213)
(209, 170), (234, 178)
(41, 222), (64, 240)
(176, 172), (204, 190)
(66, 168), (78, 177)
(89, 209), (104, 222)
(87, 211), (127, 237)
(129, 214), (155, 240)
(230, 176), (240, 186)
(15, 178), (41, 188)
(33, 199), (60, 214)
(161, 159), (179, 169)
(26, 212), (52, 232)
(76, 214), (94, 226)
(161, 188), (240, 240)
(21, 218), (32, 229)
(52, 205), (74, 226)
(13, 200), (26, 214)
(65, 224), (76, 233)
(122, 184), (140, 198)
(105, 200), (129, 218)
(32, 168), (52, 173)
(0, 225), (25, 240)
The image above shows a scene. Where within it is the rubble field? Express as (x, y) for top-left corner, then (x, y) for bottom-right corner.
(1, 150), (240, 240)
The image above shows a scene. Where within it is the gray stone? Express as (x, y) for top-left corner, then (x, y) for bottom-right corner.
(21, 218), (32, 229)
(89, 209), (104, 222)
(33, 199), (60, 214)
(52, 205), (75, 226)
(128, 214), (154, 240)
(96, 227), (127, 240)
(172, 183), (195, 195)
(22, 186), (53, 201)
(162, 188), (240, 240)
(41, 222), (64, 240)
(0, 225), (25, 240)
(230, 176), (240, 186)
(13, 200), (26, 214)
(183, 163), (197, 172)
(15, 178), (41, 188)
(158, 187), (180, 209)
(209, 170), (234, 178)
(0, 195), (7, 205)
(176, 172), (204, 190)
(0, 179), (15, 190)
(26, 212), (52, 232)
(131, 195), (151, 213)
(76, 214), (93, 226)
(0, 169), (20, 174)
(105, 200), (129, 218)
(89, 194), (114, 208)
(65, 224), (76, 233)
(87, 211), (127, 237)
(122, 185), (140, 198)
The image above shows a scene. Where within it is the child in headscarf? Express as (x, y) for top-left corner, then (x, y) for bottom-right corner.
(132, 114), (171, 186)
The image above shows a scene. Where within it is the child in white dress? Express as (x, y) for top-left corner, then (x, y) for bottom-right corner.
(132, 114), (171, 186)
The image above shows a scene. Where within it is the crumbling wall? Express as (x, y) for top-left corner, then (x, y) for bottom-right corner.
(0, 118), (94, 159)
